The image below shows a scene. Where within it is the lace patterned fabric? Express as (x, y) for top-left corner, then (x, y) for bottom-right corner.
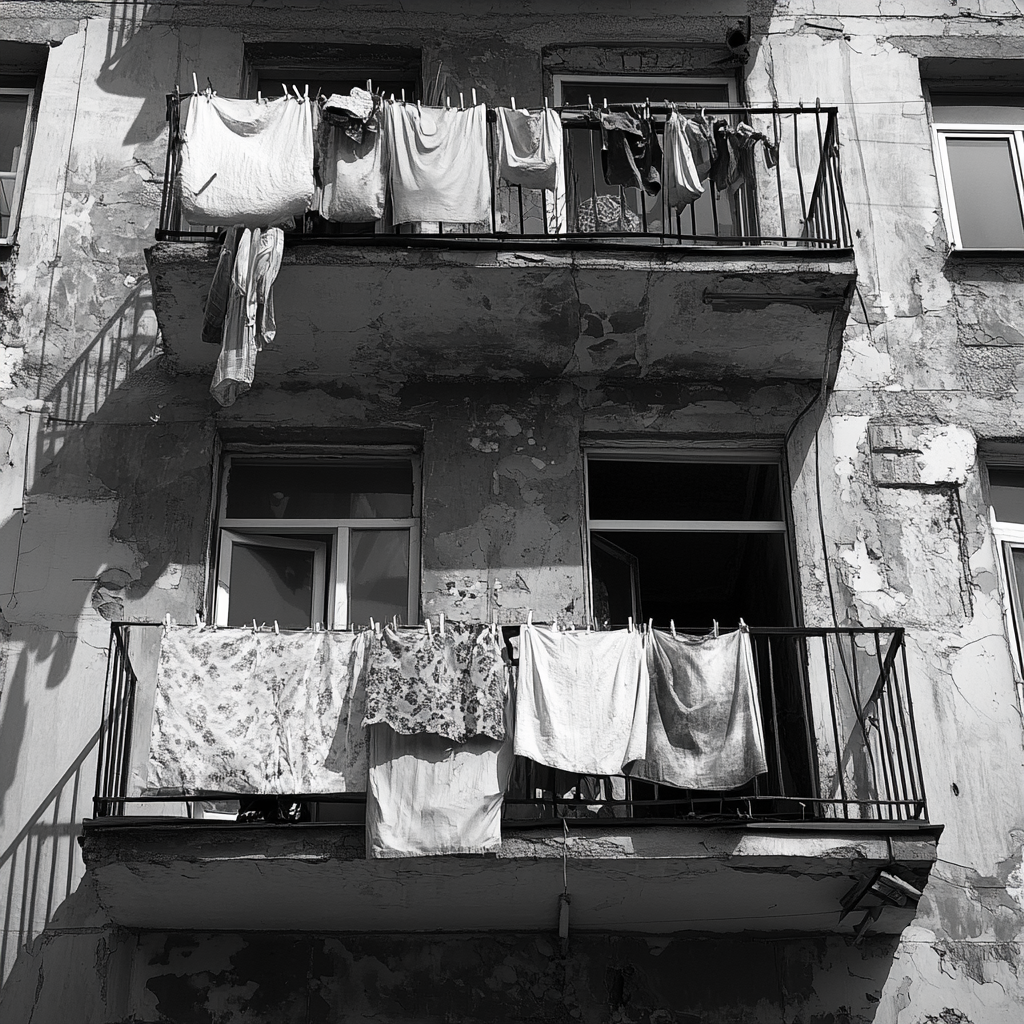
(148, 627), (370, 795)
(362, 623), (507, 743)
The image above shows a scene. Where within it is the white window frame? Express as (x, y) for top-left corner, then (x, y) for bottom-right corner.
(582, 448), (794, 625)
(932, 122), (1024, 250)
(987, 461), (1024, 686)
(213, 454), (421, 629)
(0, 86), (35, 245)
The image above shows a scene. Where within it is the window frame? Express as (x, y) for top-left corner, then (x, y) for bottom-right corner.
(551, 74), (739, 107)
(581, 448), (795, 627)
(986, 461), (1024, 680)
(213, 453), (421, 629)
(926, 84), (1024, 252)
(0, 85), (36, 245)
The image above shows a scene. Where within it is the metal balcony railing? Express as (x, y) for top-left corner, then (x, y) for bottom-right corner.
(94, 623), (926, 826)
(156, 94), (851, 250)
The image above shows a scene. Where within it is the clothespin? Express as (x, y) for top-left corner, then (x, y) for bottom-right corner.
(206, 77), (215, 95)
(544, 96), (549, 110)
(648, 618), (654, 635)
(426, 617), (433, 638)
(472, 88), (477, 106)
(282, 83), (288, 98)
(390, 93), (395, 102)
(527, 610), (533, 626)
(304, 84), (309, 100)
(192, 73), (199, 96)
(369, 617), (376, 633)
(367, 78), (372, 93)
(459, 92), (464, 108)
(670, 619), (677, 638)
(603, 97), (608, 111)
(392, 615), (399, 631)
(292, 85), (303, 102)
(257, 90), (262, 104)
(445, 95), (451, 109)
(165, 613), (172, 628)
(739, 617), (748, 631)
(273, 620), (280, 635)
(627, 616), (634, 633)
(252, 618), (258, 632)
(401, 89), (406, 103)
(439, 612), (445, 636)
(417, 100), (422, 114)
(713, 619), (719, 638)
(587, 94), (593, 110)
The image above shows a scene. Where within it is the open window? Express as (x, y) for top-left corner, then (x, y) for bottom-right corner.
(213, 455), (420, 629)
(929, 89), (1024, 250)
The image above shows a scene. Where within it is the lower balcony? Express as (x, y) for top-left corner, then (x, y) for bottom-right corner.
(81, 623), (940, 936)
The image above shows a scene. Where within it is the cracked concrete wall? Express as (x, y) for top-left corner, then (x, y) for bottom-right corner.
(1, 2), (1024, 1023)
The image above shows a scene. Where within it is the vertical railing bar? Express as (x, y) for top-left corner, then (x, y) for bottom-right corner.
(896, 635), (926, 814)
(103, 638), (123, 815)
(821, 111), (842, 247)
(765, 637), (785, 796)
(812, 110), (835, 247)
(710, 184), (721, 238)
(821, 634), (849, 818)
(517, 184), (525, 237)
(871, 633), (896, 820)
(772, 108), (787, 245)
(884, 659), (912, 820)
(158, 94), (175, 236)
(792, 112), (809, 241)
(118, 630), (138, 817)
(830, 110), (853, 246)
(93, 625), (117, 817)
(848, 633), (882, 820)
(489, 117), (498, 236)
(110, 634), (130, 817)
(795, 634), (819, 817)
(588, 123), (599, 234)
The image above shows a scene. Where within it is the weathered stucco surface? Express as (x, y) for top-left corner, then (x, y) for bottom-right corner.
(1, 2), (1024, 1023)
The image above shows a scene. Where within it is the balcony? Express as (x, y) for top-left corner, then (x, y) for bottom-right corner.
(146, 98), (856, 384)
(82, 623), (939, 936)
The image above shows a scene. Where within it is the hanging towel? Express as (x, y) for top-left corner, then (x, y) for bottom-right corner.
(514, 625), (648, 775)
(626, 627), (767, 791)
(363, 622), (507, 743)
(148, 628), (370, 795)
(365, 690), (513, 858)
(662, 113), (705, 214)
(210, 226), (283, 407)
(178, 95), (314, 228)
(386, 102), (490, 225)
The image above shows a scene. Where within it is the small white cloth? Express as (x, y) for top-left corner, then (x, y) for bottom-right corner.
(514, 625), (648, 775)
(627, 628), (767, 790)
(366, 691), (513, 857)
(148, 628), (370, 795)
(663, 112), (706, 214)
(179, 95), (314, 228)
(319, 122), (387, 222)
(386, 103), (490, 225)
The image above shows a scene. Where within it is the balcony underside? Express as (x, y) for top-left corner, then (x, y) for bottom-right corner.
(147, 243), (856, 384)
(82, 820), (938, 935)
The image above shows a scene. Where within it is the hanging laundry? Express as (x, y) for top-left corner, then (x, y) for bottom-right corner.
(663, 113), (705, 213)
(321, 87), (381, 144)
(365, 690), (513, 858)
(363, 622), (507, 743)
(318, 112), (388, 223)
(626, 627), (767, 791)
(514, 625), (648, 776)
(148, 628), (371, 795)
(598, 109), (662, 196)
(202, 226), (240, 345)
(386, 103), (490, 225)
(178, 94), (314, 228)
(210, 226), (284, 407)
(494, 106), (568, 234)
(709, 119), (731, 192)
(726, 122), (765, 194)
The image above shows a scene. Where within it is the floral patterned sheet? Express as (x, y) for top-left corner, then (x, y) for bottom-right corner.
(148, 627), (369, 795)
(362, 623), (507, 743)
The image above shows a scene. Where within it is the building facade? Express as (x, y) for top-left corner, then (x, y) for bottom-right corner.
(1, 1), (1023, 1021)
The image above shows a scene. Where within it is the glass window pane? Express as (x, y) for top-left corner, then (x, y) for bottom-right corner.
(226, 462), (413, 519)
(990, 467), (1024, 523)
(348, 529), (409, 626)
(0, 175), (12, 239)
(931, 92), (1024, 124)
(588, 461), (783, 522)
(945, 137), (1024, 248)
(0, 95), (28, 173)
(228, 542), (315, 629)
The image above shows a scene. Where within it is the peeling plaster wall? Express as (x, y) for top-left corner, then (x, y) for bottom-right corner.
(1, 2), (1024, 1023)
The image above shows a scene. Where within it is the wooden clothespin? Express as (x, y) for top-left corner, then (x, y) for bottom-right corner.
(544, 96), (549, 110)
(445, 95), (451, 109)
(390, 93), (395, 102)
(417, 99), (422, 114)
(369, 617), (376, 633)
(527, 609), (533, 626)
(273, 620), (280, 634)
(648, 618), (654, 635)
(392, 615), (399, 631)
(252, 618), (258, 632)
(439, 612), (445, 636)
(282, 83), (288, 98)
(713, 619), (720, 638)
(739, 617), (748, 631)
(192, 73), (199, 96)
(471, 88), (477, 106)
(367, 78), (372, 93)
(292, 85), (303, 102)
(401, 88), (406, 103)
(257, 90), (262, 104)
(587, 94), (593, 111)
(304, 84), (309, 100)
(426, 617), (433, 638)
(459, 92), (464, 109)
(670, 619), (677, 638)
(627, 616), (634, 633)
(603, 97), (608, 111)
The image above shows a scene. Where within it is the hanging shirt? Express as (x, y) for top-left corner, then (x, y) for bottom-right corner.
(599, 110), (662, 197)
(148, 628), (370, 795)
(385, 102), (490, 225)
(365, 688), (513, 858)
(179, 94), (314, 228)
(709, 120), (731, 192)
(362, 622), (507, 743)
(514, 625), (648, 776)
(210, 226), (283, 407)
(662, 113), (705, 214)
(626, 627), (767, 791)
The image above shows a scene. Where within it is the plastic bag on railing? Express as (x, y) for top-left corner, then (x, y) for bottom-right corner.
(178, 94), (315, 228)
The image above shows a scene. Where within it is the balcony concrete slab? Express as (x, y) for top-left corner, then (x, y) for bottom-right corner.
(146, 243), (856, 384)
(82, 820), (937, 935)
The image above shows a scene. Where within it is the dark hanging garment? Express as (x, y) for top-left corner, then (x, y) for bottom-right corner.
(599, 110), (663, 196)
(709, 120), (731, 192)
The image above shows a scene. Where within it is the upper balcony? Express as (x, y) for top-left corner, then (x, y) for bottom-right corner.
(147, 97), (856, 384)
(82, 622), (939, 937)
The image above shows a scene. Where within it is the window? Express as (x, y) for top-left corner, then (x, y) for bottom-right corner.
(0, 85), (35, 244)
(584, 452), (794, 628)
(988, 465), (1024, 679)
(553, 75), (742, 238)
(213, 456), (420, 629)
(930, 90), (1024, 250)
